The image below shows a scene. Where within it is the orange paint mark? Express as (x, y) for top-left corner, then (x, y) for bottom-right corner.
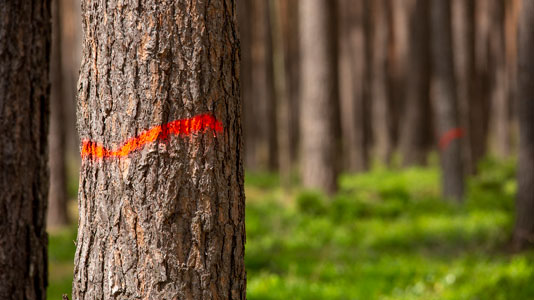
(81, 113), (223, 160)
(439, 127), (464, 150)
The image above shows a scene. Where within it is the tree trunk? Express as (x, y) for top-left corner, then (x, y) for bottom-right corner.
(0, 1), (50, 299)
(299, 0), (339, 194)
(370, 0), (393, 164)
(48, 0), (69, 227)
(430, 0), (465, 201)
(73, 1), (246, 299)
(339, 0), (370, 172)
(512, 0), (534, 251)
(452, 0), (476, 173)
(250, 0), (277, 171)
(400, 0), (432, 166)
(270, 0), (292, 188)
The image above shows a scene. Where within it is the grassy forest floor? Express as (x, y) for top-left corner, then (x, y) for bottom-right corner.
(48, 158), (534, 299)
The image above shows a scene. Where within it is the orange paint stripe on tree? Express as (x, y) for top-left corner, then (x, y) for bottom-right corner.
(81, 113), (223, 160)
(438, 127), (464, 150)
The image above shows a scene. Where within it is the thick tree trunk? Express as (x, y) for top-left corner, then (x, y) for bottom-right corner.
(512, 0), (534, 251)
(430, 0), (465, 201)
(0, 1), (50, 299)
(299, 0), (339, 194)
(400, 0), (432, 166)
(339, 0), (370, 172)
(73, 1), (246, 299)
(48, 0), (69, 227)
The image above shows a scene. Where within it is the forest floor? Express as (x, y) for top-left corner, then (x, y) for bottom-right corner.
(48, 158), (534, 299)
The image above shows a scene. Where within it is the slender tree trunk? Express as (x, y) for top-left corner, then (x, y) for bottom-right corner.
(73, 1), (246, 299)
(270, 0), (291, 188)
(400, 0), (432, 166)
(430, 0), (465, 201)
(0, 1), (50, 299)
(48, 0), (69, 227)
(250, 0), (277, 170)
(339, 0), (369, 172)
(452, 0), (476, 173)
(512, 0), (534, 251)
(370, 0), (393, 164)
(299, 0), (339, 194)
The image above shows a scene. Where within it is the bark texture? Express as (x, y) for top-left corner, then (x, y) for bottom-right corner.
(430, 0), (465, 201)
(513, 0), (534, 251)
(73, 1), (246, 299)
(48, 0), (70, 227)
(299, 0), (339, 194)
(0, 1), (51, 299)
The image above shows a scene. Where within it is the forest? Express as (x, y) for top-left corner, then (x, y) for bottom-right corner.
(0, 0), (533, 299)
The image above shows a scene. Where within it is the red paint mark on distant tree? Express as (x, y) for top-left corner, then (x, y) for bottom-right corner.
(439, 127), (464, 150)
(81, 113), (223, 160)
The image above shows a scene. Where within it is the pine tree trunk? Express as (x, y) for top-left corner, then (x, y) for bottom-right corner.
(339, 0), (369, 172)
(72, 1), (246, 299)
(370, 0), (394, 164)
(0, 1), (50, 299)
(400, 0), (432, 166)
(48, 0), (70, 227)
(299, 0), (339, 194)
(512, 0), (534, 251)
(430, 0), (465, 201)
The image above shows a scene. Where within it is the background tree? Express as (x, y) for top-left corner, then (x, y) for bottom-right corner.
(430, 0), (465, 201)
(72, 0), (246, 299)
(513, 0), (534, 251)
(299, 0), (339, 194)
(48, 0), (70, 227)
(0, 1), (50, 299)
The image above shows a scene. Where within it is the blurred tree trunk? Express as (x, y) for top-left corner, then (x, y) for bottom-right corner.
(48, 0), (69, 227)
(339, 0), (370, 172)
(72, 1), (246, 299)
(430, 0), (465, 201)
(0, 1), (50, 299)
(237, 0), (256, 169)
(251, 0), (277, 170)
(400, 0), (432, 166)
(452, 0), (476, 173)
(299, 0), (339, 194)
(512, 0), (534, 251)
(469, 0), (492, 170)
(370, 0), (394, 164)
(270, 0), (291, 188)
(488, 0), (511, 158)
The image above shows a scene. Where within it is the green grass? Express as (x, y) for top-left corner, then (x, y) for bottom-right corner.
(48, 157), (534, 299)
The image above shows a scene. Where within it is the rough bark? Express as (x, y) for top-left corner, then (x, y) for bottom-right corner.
(339, 0), (370, 172)
(513, 0), (534, 251)
(0, 1), (50, 299)
(48, 0), (70, 227)
(73, 1), (246, 299)
(299, 0), (339, 194)
(430, 0), (465, 201)
(399, 0), (432, 166)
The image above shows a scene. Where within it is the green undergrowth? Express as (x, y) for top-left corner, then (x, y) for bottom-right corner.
(49, 157), (534, 299)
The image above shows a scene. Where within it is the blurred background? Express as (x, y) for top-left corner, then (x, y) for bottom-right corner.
(48, 0), (534, 299)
